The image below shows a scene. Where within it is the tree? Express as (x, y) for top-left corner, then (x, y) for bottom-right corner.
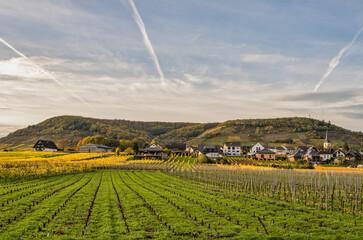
(124, 147), (134, 155)
(163, 148), (172, 156)
(76, 140), (82, 151)
(343, 142), (349, 151)
(115, 148), (121, 156)
(197, 154), (209, 164)
(58, 139), (70, 151)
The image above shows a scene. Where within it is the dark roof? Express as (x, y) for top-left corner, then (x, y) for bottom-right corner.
(290, 150), (306, 158)
(33, 140), (58, 149)
(305, 150), (320, 157)
(346, 151), (358, 157)
(257, 149), (275, 154)
(224, 142), (241, 147)
(298, 146), (309, 151)
(318, 150), (334, 154)
(82, 143), (111, 149)
(198, 145), (221, 154)
(284, 146), (295, 150)
(269, 146), (284, 150)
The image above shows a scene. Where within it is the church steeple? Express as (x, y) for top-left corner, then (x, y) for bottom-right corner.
(324, 131), (331, 149)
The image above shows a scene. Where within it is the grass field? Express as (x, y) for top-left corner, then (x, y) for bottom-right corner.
(0, 152), (362, 239)
(0, 170), (361, 239)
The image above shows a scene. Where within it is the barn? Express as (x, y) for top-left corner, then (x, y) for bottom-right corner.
(79, 144), (112, 153)
(33, 140), (59, 152)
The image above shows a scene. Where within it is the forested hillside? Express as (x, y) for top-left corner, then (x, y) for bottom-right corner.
(0, 116), (362, 150)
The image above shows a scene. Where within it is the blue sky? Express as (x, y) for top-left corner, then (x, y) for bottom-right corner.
(0, 0), (362, 136)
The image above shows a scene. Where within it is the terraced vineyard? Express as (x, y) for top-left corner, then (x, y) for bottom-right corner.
(0, 170), (362, 239)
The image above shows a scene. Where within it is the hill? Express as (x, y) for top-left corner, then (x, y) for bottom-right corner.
(0, 116), (362, 150)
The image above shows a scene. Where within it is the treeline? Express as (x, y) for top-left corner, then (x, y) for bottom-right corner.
(76, 135), (148, 152)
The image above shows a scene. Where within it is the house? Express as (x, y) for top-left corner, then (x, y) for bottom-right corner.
(33, 140), (58, 152)
(198, 145), (223, 160)
(345, 151), (361, 161)
(268, 146), (285, 154)
(186, 146), (198, 153)
(134, 144), (166, 160)
(334, 149), (347, 158)
(167, 143), (186, 153)
(255, 149), (276, 160)
(304, 149), (320, 163)
(289, 149), (306, 162)
(79, 144), (112, 153)
(283, 146), (295, 154)
(318, 149), (334, 162)
(222, 142), (242, 156)
(249, 143), (266, 155)
(241, 146), (251, 155)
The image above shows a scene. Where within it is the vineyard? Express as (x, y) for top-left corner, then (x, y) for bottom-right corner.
(0, 152), (362, 239)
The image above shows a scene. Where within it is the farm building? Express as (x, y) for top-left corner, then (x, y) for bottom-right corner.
(33, 140), (58, 152)
(79, 144), (112, 153)
(134, 144), (166, 160)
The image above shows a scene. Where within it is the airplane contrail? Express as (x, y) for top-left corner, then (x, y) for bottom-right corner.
(313, 27), (363, 92)
(126, 0), (166, 86)
(0, 37), (91, 107)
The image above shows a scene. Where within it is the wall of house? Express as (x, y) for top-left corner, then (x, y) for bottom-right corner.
(250, 143), (264, 154)
(79, 146), (111, 153)
(223, 146), (241, 156)
(256, 153), (275, 160)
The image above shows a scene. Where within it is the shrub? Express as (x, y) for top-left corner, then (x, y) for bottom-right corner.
(197, 154), (209, 164)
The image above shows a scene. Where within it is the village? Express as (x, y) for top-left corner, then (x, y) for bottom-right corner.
(32, 132), (363, 167)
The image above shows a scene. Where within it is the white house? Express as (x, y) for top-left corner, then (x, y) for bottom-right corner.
(249, 143), (265, 155)
(318, 149), (334, 161)
(223, 142), (242, 156)
(198, 145), (223, 160)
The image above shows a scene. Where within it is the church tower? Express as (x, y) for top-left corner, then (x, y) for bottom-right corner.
(324, 131), (331, 149)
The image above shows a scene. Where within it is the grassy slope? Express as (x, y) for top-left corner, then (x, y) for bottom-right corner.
(0, 116), (362, 150)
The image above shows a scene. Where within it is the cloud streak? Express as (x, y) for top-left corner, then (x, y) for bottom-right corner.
(126, 0), (165, 86)
(0, 37), (92, 108)
(313, 27), (363, 92)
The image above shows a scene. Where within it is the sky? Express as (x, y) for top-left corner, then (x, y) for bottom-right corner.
(0, 0), (363, 137)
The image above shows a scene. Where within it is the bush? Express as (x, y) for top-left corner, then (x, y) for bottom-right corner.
(197, 154), (209, 164)
(124, 147), (134, 155)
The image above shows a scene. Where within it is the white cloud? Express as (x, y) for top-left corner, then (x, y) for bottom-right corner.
(0, 58), (48, 79)
(240, 53), (296, 63)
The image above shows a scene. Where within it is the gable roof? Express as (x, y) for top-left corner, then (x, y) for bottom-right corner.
(284, 146), (295, 151)
(290, 149), (306, 158)
(305, 150), (320, 157)
(198, 145), (221, 153)
(140, 144), (164, 152)
(298, 146), (309, 151)
(33, 140), (58, 149)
